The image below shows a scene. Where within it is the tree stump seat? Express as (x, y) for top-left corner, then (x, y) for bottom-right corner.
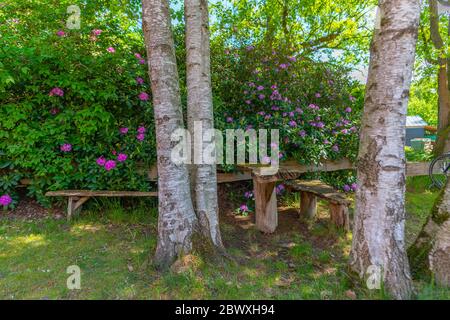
(45, 190), (157, 221)
(284, 180), (351, 230)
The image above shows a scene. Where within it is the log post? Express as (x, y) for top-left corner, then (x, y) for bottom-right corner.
(329, 203), (350, 230)
(67, 196), (78, 221)
(253, 173), (278, 233)
(300, 191), (317, 218)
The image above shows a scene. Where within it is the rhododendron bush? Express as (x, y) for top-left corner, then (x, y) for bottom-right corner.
(0, 0), (155, 206)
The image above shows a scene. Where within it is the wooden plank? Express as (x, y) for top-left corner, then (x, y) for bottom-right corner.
(285, 180), (350, 205)
(253, 173), (278, 233)
(217, 172), (252, 183)
(148, 164), (252, 183)
(407, 161), (436, 176)
(300, 191), (317, 218)
(329, 203), (350, 230)
(46, 190), (158, 197)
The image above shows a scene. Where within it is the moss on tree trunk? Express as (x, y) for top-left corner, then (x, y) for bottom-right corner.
(433, 126), (450, 157)
(408, 180), (450, 286)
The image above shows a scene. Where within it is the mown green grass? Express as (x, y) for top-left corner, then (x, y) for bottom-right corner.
(0, 178), (449, 300)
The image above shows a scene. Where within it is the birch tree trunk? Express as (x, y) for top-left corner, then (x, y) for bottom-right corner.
(142, 0), (196, 269)
(409, 179), (450, 287)
(184, 0), (226, 253)
(349, 0), (420, 300)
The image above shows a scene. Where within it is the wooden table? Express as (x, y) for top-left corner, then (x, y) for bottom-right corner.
(239, 159), (434, 233)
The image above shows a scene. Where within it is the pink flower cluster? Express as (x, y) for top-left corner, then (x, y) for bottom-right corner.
(119, 126), (147, 141)
(0, 194), (12, 207)
(136, 77), (144, 85)
(97, 153), (127, 171)
(60, 144), (72, 152)
(134, 53), (146, 64)
(136, 126), (146, 141)
(49, 87), (64, 97)
(138, 92), (149, 101)
(343, 183), (358, 193)
(92, 29), (102, 36)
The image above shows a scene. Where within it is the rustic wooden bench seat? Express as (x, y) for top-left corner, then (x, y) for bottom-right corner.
(45, 190), (158, 220)
(284, 180), (351, 230)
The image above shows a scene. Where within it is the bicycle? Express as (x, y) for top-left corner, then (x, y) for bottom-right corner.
(429, 152), (450, 189)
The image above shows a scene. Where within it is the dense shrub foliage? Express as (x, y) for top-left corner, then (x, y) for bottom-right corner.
(212, 45), (363, 164)
(0, 1), (155, 206)
(0, 1), (364, 209)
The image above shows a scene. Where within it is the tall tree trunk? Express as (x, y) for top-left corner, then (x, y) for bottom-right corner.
(349, 0), (420, 300)
(430, 0), (450, 130)
(408, 179), (450, 287)
(430, 0), (450, 154)
(142, 0), (196, 269)
(185, 0), (226, 253)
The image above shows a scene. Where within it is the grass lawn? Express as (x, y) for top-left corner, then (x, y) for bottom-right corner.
(0, 177), (449, 300)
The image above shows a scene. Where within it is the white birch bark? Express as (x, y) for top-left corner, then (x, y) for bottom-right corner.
(349, 0), (420, 299)
(184, 0), (226, 252)
(142, 0), (196, 269)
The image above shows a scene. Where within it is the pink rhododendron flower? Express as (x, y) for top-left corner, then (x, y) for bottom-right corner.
(315, 93), (321, 98)
(136, 77), (144, 85)
(351, 183), (358, 191)
(276, 184), (285, 195)
(138, 59), (146, 64)
(226, 117), (233, 123)
(56, 30), (65, 37)
(107, 47), (115, 53)
(120, 127), (129, 134)
(117, 153), (127, 162)
(0, 194), (12, 207)
(92, 29), (102, 36)
(134, 53), (142, 59)
(49, 87), (64, 97)
(60, 143), (72, 152)
(137, 126), (146, 134)
(138, 92), (149, 101)
(136, 133), (145, 141)
(96, 156), (106, 166)
(240, 204), (249, 212)
(104, 160), (116, 171)
(343, 185), (351, 192)
(50, 108), (60, 115)
(332, 145), (339, 152)
(345, 107), (352, 113)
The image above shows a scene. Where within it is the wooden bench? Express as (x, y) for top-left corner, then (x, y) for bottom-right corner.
(45, 190), (158, 220)
(284, 180), (351, 230)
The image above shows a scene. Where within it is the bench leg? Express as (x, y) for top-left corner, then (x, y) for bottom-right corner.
(329, 203), (350, 230)
(67, 196), (77, 221)
(253, 175), (278, 233)
(67, 196), (90, 221)
(300, 191), (317, 218)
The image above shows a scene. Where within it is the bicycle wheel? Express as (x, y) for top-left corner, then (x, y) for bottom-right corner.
(429, 153), (450, 189)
